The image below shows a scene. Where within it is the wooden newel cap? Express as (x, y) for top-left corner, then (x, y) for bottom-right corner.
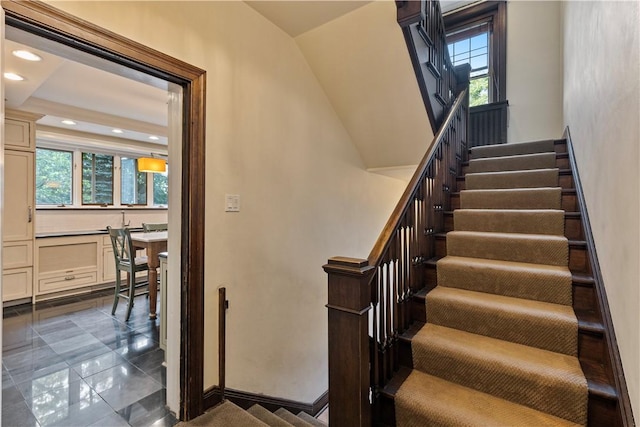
(323, 257), (374, 275)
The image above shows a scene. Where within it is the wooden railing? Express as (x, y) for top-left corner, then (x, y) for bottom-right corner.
(324, 3), (470, 425)
(397, 0), (459, 133)
(469, 100), (509, 148)
(324, 86), (468, 427)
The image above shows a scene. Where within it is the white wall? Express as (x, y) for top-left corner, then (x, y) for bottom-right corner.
(507, 1), (564, 143)
(43, 1), (405, 404)
(35, 209), (168, 234)
(563, 0), (640, 418)
(296, 1), (431, 170)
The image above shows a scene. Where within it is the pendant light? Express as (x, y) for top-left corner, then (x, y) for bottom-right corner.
(138, 157), (167, 173)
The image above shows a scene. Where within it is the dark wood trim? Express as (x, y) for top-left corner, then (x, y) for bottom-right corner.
(203, 386), (329, 417)
(563, 127), (635, 426)
(2, 0), (207, 421)
(443, 1), (507, 102)
(368, 90), (468, 266)
(218, 288), (227, 401)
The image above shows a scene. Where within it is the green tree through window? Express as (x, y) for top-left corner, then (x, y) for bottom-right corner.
(35, 148), (73, 205)
(153, 171), (168, 206)
(82, 152), (113, 204)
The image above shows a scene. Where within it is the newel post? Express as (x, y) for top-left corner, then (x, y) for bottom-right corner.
(324, 257), (375, 427)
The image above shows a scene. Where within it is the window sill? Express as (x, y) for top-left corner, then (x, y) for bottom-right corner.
(36, 206), (168, 211)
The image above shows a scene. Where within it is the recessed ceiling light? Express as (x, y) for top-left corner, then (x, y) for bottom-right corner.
(148, 136), (159, 141)
(4, 72), (24, 81)
(12, 50), (42, 62)
(112, 129), (124, 134)
(61, 119), (77, 125)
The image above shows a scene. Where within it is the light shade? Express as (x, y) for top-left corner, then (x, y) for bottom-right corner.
(138, 157), (167, 173)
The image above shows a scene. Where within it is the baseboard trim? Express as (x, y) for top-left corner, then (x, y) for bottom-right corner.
(203, 386), (328, 417)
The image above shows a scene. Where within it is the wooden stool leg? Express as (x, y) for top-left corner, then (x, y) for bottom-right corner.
(125, 272), (135, 321)
(112, 270), (122, 315)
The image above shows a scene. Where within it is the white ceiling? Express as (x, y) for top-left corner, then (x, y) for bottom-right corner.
(3, 32), (169, 147)
(245, 1), (371, 37)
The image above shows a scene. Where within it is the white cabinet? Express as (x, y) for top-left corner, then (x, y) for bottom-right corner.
(2, 268), (33, 301)
(35, 236), (100, 297)
(3, 112), (37, 302)
(3, 151), (34, 242)
(4, 118), (33, 151)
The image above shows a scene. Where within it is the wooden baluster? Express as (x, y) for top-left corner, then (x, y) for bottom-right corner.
(324, 257), (374, 427)
(371, 268), (379, 398)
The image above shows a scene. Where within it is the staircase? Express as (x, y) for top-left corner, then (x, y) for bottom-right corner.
(181, 400), (327, 427)
(384, 139), (588, 426)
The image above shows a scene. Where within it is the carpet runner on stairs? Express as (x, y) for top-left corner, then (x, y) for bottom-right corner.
(177, 401), (327, 427)
(395, 140), (588, 426)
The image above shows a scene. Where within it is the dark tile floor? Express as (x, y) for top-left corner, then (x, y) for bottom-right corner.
(2, 290), (178, 427)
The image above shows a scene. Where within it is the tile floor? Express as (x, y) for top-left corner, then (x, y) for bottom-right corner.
(2, 290), (177, 427)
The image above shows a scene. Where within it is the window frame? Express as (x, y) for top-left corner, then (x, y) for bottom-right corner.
(444, 1), (507, 103)
(81, 151), (115, 206)
(35, 147), (74, 206)
(35, 144), (168, 209)
(120, 157), (148, 206)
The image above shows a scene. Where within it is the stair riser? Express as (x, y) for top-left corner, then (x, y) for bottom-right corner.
(457, 170), (574, 192)
(450, 190), (577, 212)
(462, 155), (569, 175)
(436, 235), (588, 272)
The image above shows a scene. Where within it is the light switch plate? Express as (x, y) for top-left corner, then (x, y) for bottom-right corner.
(225, 194), (240, 212)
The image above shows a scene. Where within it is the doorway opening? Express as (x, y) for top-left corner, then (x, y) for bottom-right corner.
(1, 1), (206, 421)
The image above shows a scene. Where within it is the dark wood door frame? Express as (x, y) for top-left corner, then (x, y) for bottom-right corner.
(2, 0), (206, 420)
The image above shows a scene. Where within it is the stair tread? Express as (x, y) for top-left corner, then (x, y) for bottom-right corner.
(248, 405), (295, 427)
(580, 359), (618, 400)
(201, 401), (270, 426)
(296, 412), (327, 427)
(412, 323), (584, 382)
(274, 408), (314, 427)
(436, 256), (572, 305)
(395, 369), (582, 427)
(446, 230), (569, 266)
(409, 323), (586, 424)
(426, 287), (577, 355)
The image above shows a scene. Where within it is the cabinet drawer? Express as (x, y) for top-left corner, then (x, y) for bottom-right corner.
(3, 267), (33, 302)
(4, 119), (32, 151)
(38, 270), (97, 294)
(3, 240), (33, 269)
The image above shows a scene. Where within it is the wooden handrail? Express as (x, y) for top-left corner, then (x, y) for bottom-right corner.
(368, 88), (469, 266)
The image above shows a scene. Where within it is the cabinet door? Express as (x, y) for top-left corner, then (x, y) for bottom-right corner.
(4, 119), (32, 151)
(102, 247), (125, 282)
(2, 267), (33, 302)
(3, 151), (34, 242)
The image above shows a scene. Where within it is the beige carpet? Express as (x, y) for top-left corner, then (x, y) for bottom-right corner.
(178, 401), (322, 427)
(395, 144), (588, 426)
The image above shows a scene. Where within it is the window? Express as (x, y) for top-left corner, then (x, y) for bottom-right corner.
(448, 29), (489, 106)
(82, 152), (114, 205)
(35, 148), (73, 205)
(444, 1), (507, 106)
(121, 157), (147, 205)
(153, 172), (168, 206)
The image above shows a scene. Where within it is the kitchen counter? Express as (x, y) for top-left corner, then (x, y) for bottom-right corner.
(36, 227), (144, 239)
